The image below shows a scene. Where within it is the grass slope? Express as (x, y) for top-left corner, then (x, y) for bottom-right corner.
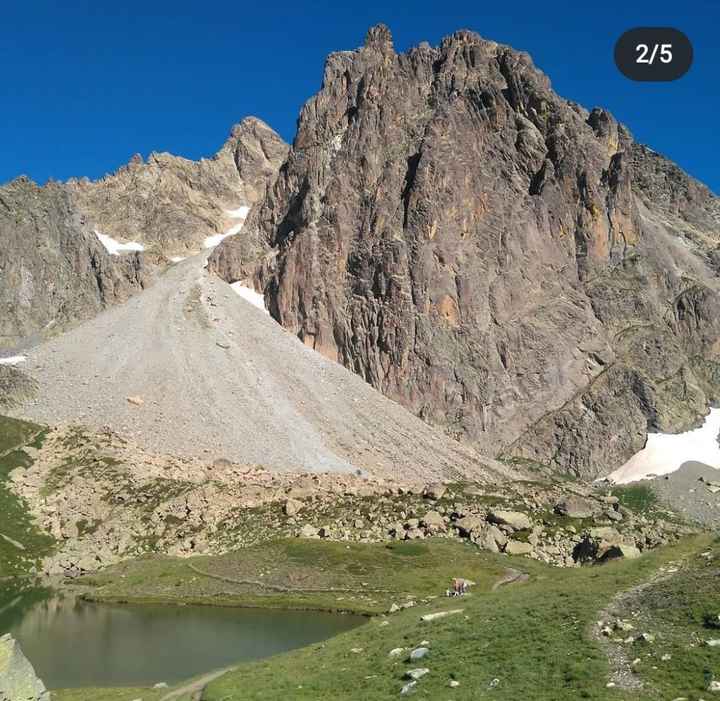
(81, 539), (509, 614)
(203, 537), (716, 701)
(63, 535), (719, 701)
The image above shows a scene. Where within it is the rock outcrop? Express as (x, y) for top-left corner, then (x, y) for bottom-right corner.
(69, 117), (288, 257)
(211, 25), (720, 478)
(0, 176), (148, 349)
(0, 634), (49, 701)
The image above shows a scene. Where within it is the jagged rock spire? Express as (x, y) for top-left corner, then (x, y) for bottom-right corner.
(364, 24), (394, 54)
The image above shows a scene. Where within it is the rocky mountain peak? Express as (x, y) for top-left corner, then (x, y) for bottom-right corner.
(364, 23), (395, 53)
(210, 25), (720, 480)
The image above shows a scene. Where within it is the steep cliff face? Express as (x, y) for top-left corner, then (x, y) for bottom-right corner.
(0, 176), (148, 349)
(211, 25), (720, 478)
(69, 117), (288, 256)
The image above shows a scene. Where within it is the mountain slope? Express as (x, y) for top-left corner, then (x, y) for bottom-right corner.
(8, 252), (510, 482)
(210, 25), (720, 479)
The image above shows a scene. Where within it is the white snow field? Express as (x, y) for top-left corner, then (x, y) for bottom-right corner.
(607, 408), (720, 484)
(95, 230), (145, 255)
(0, 355), (27, 366)
(230, 282), (268, 314)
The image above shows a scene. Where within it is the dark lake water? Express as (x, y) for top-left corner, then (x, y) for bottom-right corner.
(0, 587), (363, 689)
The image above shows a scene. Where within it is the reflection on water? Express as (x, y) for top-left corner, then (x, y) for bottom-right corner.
(0, 587), (363, 689)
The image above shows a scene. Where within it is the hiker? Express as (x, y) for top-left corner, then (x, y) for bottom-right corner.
(449, 578), (472, 596)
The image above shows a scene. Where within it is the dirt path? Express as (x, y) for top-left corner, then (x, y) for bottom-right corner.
(591, 557), (688, 692)
(188, 562), (392, 594)
(8, 252), (512, 482)
(491, 567), (529, 591)
(160, 666), (236, 701)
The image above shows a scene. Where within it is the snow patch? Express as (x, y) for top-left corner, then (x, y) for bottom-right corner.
(169, 256), (186, 263)
(230, 282), (268, 314)
(607, 408), (720, 484)
(202, 205), (250, 249)
(225, 206), (250, 219)
(0, 355), (27, 366)
(95, 230), (145, 255)
(203, 221), (246, 249)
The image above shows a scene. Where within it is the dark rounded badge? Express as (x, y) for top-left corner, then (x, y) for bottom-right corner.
(614, 27), (693, 81)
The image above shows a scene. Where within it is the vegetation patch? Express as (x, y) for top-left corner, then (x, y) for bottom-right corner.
(611, 484), (658, 513)
(0, 416), (54, 577)
(78, 538), (507, 615)
(612, 539), (720, 698)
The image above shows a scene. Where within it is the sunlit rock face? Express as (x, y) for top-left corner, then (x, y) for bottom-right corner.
(211, 24), (720, 479)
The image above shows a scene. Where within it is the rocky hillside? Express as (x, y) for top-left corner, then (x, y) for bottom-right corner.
(0, 177), (148, 350)
(210, 25), (720, 479)
(8, 253), (513, 483)
(8, 422), (692, 577)
(68, 117), (288, 257)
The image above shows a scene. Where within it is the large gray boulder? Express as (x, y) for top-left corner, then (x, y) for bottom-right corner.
(0, 633), (50, 701)
(555, 496), (597, 519)
(488, 510), (532, 531)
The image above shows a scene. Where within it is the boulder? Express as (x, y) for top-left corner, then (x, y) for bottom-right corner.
(599, 543), (642, 561)
(420, 510), (446, 532)
(554, 496), (596, 519)
(400, 681), (417, 695)
(454, 515), (485, 536)
(0, 634), (50, 701)
(488, 510), (531, 531)
(298, 524), (319, 538)
(423, 484), (447, 500)
(283, 498), (303, 517)
(589, 526), (622, 543)
(404, 528), (425, 540)
(405, 668), (429, 681)
(505, 540), (534, 556)
(473, 524), (507, 553)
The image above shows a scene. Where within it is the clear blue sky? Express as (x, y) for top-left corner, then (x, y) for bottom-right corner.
(2, 1), (718, 192)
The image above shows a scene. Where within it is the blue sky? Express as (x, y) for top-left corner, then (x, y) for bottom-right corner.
(1, 1), (718, 192)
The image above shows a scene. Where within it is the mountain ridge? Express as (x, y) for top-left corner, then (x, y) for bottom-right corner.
(0, 117), (287, 349)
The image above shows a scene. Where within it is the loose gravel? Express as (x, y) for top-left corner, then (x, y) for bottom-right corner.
(10, 253), (509, 481)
